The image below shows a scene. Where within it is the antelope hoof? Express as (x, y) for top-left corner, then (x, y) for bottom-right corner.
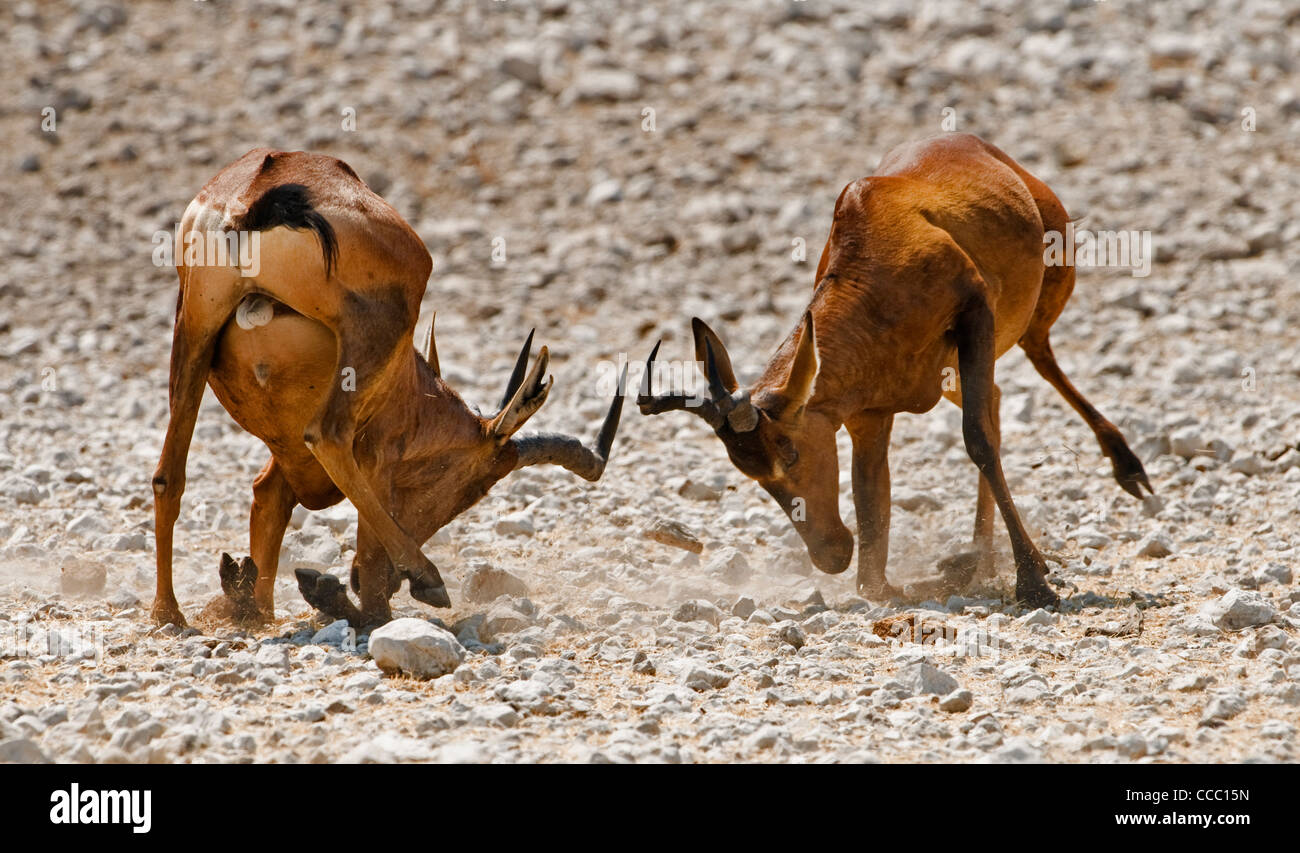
(150, 600), (187, 629)
(1015, 579), (1061, 610)
(402, 557), (450, 608)
(1108, 442), (1154, 499)
(408, 574), (452, 609)
(295, 568), (355, 621)
(219, 553), (262, 622)
(858, 581), (903, 603)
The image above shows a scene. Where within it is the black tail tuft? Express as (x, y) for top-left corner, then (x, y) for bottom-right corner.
(240, 184), (339, 277)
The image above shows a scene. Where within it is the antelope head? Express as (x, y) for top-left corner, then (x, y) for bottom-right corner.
(637, 313), (853, 575)
(398, 318), (626, 538)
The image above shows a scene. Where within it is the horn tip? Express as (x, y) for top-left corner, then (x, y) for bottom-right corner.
(598, 377), (625, 459)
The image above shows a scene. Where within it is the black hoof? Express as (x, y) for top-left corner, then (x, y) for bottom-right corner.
(857, 582), (903, 603)
(1015, 582), (1061, 610)
(1109, 443), (1154, 499)
(220, 553), (260, 620)
(218, 553), (239, 597)
(408, 574), (452, 608)
(295, 568), (354, 620)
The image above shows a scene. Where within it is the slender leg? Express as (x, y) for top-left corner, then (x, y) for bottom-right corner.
(955, 299), (1059, 608)
(942, 383), (1000, 581)
(1020, 333), (1152, 498)
(1019, 263), (1152, 499)
(297, 521), (393, 628)
(303, 420), (448, 607)
(347, 525), (398, 597)
(846, 412), (897, 600)
(151, 281), (242, 626)
(246, 457), (298, 617)
(152, 345), (207, 627)
(354, 522), (395, 625)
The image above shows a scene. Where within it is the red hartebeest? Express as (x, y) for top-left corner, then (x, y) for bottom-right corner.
(639, 133), (1151, 607)
(152, 148), (624, 628)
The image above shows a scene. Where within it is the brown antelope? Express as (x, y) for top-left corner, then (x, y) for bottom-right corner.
(638, 133), (1152, 608)
(152, 148), (625, 629)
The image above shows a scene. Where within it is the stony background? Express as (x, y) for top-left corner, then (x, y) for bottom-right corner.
(0, 0), (1298, 763)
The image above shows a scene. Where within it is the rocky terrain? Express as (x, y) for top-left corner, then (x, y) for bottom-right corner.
(1, 0), (1298, 763)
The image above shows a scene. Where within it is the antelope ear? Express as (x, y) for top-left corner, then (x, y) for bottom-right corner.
(690, 317), (739, 393)
(774, 312), (819, 420)
(489, 345), (552, 440)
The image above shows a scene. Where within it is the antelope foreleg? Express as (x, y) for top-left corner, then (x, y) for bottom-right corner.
(302, 329), (449, 611)
(847, 412), (898, 601)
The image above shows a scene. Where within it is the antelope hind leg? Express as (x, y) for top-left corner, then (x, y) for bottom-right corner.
(1018, 262), (1153, 500)
(151, 269), (246, 627)
(941, 383), (1001, 590)
(954, 297), (1060, 609)
(302, 310), (450, 610)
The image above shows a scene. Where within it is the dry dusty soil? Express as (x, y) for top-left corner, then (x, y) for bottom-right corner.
(0, 0), (1298, 763)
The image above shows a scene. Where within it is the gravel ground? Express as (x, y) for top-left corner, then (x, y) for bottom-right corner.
(1, 0), (1298, 764)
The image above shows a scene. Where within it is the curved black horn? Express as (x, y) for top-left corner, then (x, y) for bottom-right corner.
(490, 344), (551, 439)
(636, 340), (723, 428)
(513, 362), (627, 481)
